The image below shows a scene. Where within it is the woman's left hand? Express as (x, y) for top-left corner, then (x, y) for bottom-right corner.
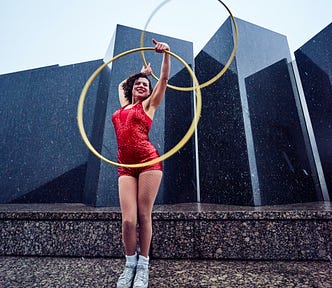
(152, 39), (170, 53)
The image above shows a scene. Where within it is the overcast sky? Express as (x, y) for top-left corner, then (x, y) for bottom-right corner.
(0, 0), (331, 75)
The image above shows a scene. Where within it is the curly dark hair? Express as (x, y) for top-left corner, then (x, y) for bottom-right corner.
(122, 72), (153, 103)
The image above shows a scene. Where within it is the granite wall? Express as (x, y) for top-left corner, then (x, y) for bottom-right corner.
(294, 22), (332, 201)
(0, 61), (102, 204)
(245, 59), (318, 204)
(195, 17), (321, 205)
(1, 19), (330, 207)
(1, 202), (330, 261)
(0, 25), (196, 207)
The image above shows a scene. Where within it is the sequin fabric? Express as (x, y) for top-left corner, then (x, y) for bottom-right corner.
(112, 102), (162, 177)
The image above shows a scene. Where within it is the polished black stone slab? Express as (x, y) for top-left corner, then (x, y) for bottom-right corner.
(246, 59), (318, 205)
(195, 49), (249, 205)
(84, 24), (195, 206)
(195, 17), (319, 205)
(0, 61), (102, 204)
(1, 18), (330, 209)
(295, 22), (332, 200)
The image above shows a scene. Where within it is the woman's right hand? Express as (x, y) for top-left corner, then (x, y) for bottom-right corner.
(152, 39), (170, 53)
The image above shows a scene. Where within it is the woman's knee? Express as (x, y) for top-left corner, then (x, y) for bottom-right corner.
(122, 217), (137, 231)
(138, 211), (152, 226)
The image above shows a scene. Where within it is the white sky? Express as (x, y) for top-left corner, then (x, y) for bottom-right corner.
(0, 0), (331, 75)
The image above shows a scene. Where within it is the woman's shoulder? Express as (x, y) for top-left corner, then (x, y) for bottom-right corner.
(112, 105), (124, 117)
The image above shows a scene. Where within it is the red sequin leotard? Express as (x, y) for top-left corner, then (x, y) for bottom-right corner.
(112, 102), (162, 177)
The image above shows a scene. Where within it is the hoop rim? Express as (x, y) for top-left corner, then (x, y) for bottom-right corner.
(77, 47), (202, 168)
(140, 0), (238, 91)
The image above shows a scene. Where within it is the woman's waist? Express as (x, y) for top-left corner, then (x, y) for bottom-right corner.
(117, 141), (151, 149)
(117, 143), (160, 163)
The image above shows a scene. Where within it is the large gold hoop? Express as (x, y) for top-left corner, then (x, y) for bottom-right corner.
(140, 0), (238, 91)
(77, 47), (202, 168)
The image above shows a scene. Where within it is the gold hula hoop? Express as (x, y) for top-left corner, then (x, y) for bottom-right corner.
(77, 47), (202, 168)
(140, 0), (238, 91)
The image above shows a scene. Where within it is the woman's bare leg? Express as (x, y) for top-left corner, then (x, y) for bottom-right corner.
(137, 170), (163, 257)
(119, 175), (138, 256)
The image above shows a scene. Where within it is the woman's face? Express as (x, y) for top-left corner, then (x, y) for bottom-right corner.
(132, 77), (150, 100)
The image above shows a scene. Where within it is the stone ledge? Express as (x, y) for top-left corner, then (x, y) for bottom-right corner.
(1, 202), (331, 220)
(0, 202), (331, 260)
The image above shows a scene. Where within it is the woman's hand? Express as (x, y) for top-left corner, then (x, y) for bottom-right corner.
(141, 63), (153, 76)
(152, 39), (170, 53)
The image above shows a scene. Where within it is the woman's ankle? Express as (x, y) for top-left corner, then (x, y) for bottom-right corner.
(125, 252), (138, 266)
(137, 254), (149, 267)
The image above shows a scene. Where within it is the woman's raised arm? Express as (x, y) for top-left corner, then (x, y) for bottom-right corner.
(118, 79), (129, 107)
(145, 39), (170, 111)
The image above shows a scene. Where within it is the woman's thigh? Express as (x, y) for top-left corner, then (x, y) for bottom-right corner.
(137, 170), (163, 215)
(119, 175), (138, 221)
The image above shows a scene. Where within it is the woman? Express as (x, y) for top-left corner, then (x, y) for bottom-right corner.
(112, 39), (170, 288)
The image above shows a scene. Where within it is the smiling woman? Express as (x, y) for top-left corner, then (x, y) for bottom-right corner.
(118, 72), (153, 106)
(112, 67), (164, 176)
(112, 39), (170, 288)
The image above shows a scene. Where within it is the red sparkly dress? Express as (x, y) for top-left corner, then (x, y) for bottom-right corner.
(112, 102), (162, 177)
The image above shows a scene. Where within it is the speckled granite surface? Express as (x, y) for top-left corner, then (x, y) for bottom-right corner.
(1, 202), (331, 220)
(0, 202), (331, 260)
(0, 256), (331, 288)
